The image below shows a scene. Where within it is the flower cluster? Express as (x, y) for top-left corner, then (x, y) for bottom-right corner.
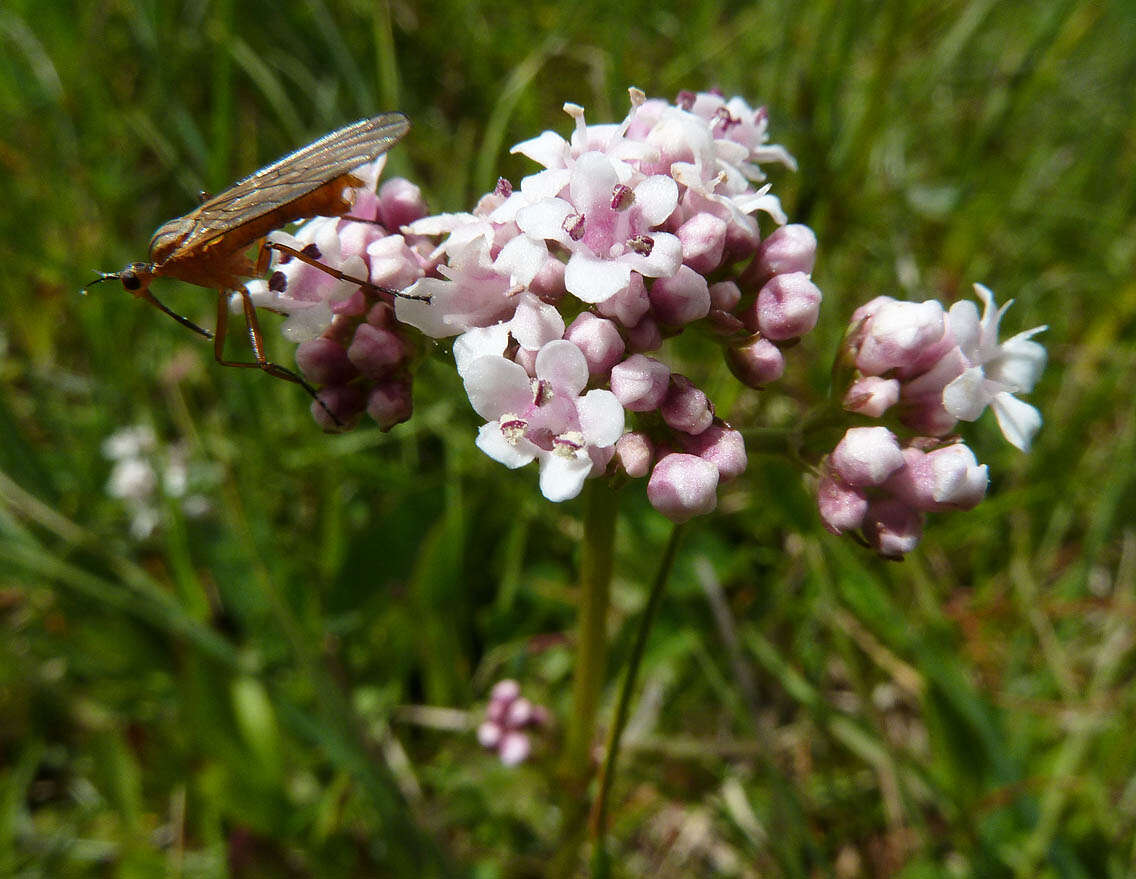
(103, 425), (211, 539)
(818, 284), (1047, 557)
(476, 679), (550, 766)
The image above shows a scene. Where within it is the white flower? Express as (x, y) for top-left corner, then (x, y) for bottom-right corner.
(461, 340), (624, 502)
(942, 284), (1047, 451)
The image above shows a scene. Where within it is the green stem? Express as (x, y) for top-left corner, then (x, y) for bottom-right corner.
(554, 480), (619, 877)
(589, 522), (685, 876)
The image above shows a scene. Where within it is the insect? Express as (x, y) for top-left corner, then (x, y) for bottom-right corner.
(87, 112), (412, 409)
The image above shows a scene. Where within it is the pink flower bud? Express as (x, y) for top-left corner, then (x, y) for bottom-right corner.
(295, 338), (358, 385)
(506, 698), (535, 727)
(490, 679), (521, 704)
(682, 425), (747, 481)
(514, 346), (539, 375)
(752, 223), (817, 282)
(817, 473), (868, 534)
(752, 272), (822, 341)
(367, 234), (426, 290)
(647, 453), (719, 522)
(615, 432), (654, 478)
(626, 315), (663, 352)
(378, 177), (428, 229)
(498, 731), (531, 766)
(676, 212), (727, 274)
(863, 499), (923, 559)
(310, 385), (366, 432)
(706, 309), (748, 337)
(564, 313), (625, 377)
(708, 280), (741, 311)
(530, 255), (566, 303)
(347, 323), (408, 379)
(843, 376), (900, 417)
(610, 354), (670, 412)
(885, 445), (988, 512)
(596, 273), (650, 326)
(477, 721), (503, 749)
(725, 335), (785, 387)
(366, 379), (413, 431)
(648, 265), (711, 326)
(853, 298), (952, 378)
(830, 427), (906, 487)
(661, 375), (714, 435)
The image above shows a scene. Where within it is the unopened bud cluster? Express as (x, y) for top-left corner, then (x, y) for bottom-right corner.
(476, 679), (550, 766)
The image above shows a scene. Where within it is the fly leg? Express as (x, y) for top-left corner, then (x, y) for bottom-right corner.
(264, 240), (429, 301)
(212, 289), (343, 427)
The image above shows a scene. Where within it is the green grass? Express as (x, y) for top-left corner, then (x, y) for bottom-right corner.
(1, 0), (1134, 875)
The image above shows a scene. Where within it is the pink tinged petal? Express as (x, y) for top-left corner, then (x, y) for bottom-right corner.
(709, 280), (741, 311)
(615, 432), (654, 478)
(817, 474), (867, 534)
(624, 231), (683, 279)
(661, 375), (714, 435)
(610, 354), (671, 412)
(463, 356), (534, 420)
(648, 265), (711, 326)
(632, 174), (680, 226)
(831, 427), (906, 487)
(647, 453), (719, 523)
(366, 380), (414, 431)
(538, 449), (593, 502)
(498, 731), (531, 766)
(565, 252), (633, 303)
(683, 425), (747, 482)
(942, 367), (990, 422)
(477, 721), (503, 749)
(570, 152), (621, 208)
(752, 223), (817, 282)
(476, 422), (539, 468)
(516, 197), (575, 244)
(310, 385), (366, 432)
(992, 393), (1043, 452)
(510, 294), (566, 351)
(843, 376), (900, 417)
(677, 212), (728, 274)
(534, 339), (590, 396)
(295, 338), (358, 385)
(864, 499), (923, 559)
(725, 335), (784, 387)
(453, 324), (511, 376)
(577, 389), (625, 447)
(564, 313), (626, 377)
(752, 272), (822, 340)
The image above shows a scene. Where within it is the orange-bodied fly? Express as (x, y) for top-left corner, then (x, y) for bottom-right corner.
(89, 112), (411, 403)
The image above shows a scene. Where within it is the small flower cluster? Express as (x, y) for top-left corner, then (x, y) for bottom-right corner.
(246, 161), (437, 430)
(103, 425), (211, 539)
(818, 284), (1046, 557)
(476, 679), (550, 766)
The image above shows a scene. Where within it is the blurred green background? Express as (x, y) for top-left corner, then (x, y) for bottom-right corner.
(1, 0), (1134, 876)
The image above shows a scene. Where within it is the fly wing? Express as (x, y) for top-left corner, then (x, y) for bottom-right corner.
(173, 112), (410, 252)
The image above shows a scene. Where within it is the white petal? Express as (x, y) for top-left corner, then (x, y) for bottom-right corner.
(947, 299), (981, 356)
(395, 278), (455, 337)
(577, 390), (625, 447)
(495, 235), (548, 288)
(565, 252), (632, 303)
(538, 450), (592, 502)
(991, 393), (1042, 452)
(476, 422), (539, 468)
(510, 130), (569, 168)
(623, 232), (683, 279)
(570, 152), (619, 209)
(534, 339), (589, 396)
(632, 175), (679, 227)
(942, 367), (990, 421)
(453, 324), (510, 376)
(989, 331), (1048, 392)
(462, 356), (534, 420)
(510, 294), (565, 351)
(519, 168), (572, 201)
(403, 212), (479, 236)
(516, 197), (574, 244)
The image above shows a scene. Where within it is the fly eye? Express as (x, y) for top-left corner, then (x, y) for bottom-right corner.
(121, 271), (141, 291)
